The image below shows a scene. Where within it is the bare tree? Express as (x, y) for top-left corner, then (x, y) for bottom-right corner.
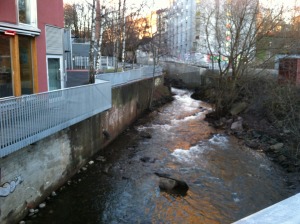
(198, 0), (286, 115)
(89, 0), (96, 83)
(64, 3), (79, 37)
(64, 0), (157, 74)
(64, 2), (93, 41)
(121, 0), (127, 70)
(95, 0), (149, 67)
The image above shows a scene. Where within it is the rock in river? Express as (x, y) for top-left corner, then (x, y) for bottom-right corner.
(155, 172), (189, 196)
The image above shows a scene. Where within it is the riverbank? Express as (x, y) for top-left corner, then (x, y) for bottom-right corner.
(202, 105), (300, 192)
(183, 71), (300, 192)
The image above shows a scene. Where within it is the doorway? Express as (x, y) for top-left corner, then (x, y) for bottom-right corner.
(47, 56), (64, 91)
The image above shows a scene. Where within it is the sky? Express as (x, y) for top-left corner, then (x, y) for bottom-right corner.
(64, 0), (170, 11)
(260, 0), (298, 8)
(63, 0), (297, 10)
(63, 0), (298, 19)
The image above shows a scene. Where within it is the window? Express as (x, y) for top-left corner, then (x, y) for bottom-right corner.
(18, 0), (37, 26)
(0, 34), (13, 98)
(19, 36), (34, 95)
(0, 33), (37, 98)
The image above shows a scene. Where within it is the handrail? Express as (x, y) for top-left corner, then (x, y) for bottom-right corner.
(0, 81), (111, 158)
(0, 65), (163, 158)
(95, 65), (162, 87)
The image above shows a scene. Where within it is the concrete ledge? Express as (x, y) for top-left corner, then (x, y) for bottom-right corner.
(233, 193), (300, 224)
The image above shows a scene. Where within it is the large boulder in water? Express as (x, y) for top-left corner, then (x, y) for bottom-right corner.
(155, 172), (189, 196)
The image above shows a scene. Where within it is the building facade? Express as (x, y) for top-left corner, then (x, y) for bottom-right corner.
(166, 0), (226, 63)
(166, 0), (198, 60)
(166, 0), (258, 67)
(0, 0), (64, 99)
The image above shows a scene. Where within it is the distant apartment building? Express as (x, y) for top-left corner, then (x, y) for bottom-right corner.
(166, 0), (258, 66)
(147, 9), (168, 38)
(0, 0), (64, 99)
(166, 0), (198, 60)
(146, 9), (169, 56)
(135, 9), (169, 64)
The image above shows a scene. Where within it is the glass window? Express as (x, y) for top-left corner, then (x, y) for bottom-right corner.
(47, 58), (62, 91)
(18, 0), (37, 26)
(19, 36), (33, 95)
(0, 34), (13, 98)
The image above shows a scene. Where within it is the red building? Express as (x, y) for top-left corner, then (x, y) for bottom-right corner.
(0, 0), (64, 99)
(279, 58), (300, 86)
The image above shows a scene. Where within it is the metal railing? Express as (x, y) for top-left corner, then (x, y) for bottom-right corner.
(73, 56), (115, 70)
(0, 65), (163, 158)
(96, 65), (163, 87)
(0, 81), (111, 158)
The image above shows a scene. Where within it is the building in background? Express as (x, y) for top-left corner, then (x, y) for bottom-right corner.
(0, 0), (64, 99)
(166, 0), (260, 67)
(166, 0), (197, 61)
(166, 0), (225, 64)
(130, 8), (169, 64)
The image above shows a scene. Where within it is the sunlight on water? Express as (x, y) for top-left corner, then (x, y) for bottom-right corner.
(171, 134), (229, 164)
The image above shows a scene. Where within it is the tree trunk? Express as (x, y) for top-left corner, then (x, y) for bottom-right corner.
(96, 0), (104, 72)
(89, 0), (96, 83)
(121, 0), (126, 70)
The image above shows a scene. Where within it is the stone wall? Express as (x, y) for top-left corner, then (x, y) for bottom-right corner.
(0, 76), (168, 224)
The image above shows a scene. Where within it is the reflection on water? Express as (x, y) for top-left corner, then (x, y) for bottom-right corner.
(27, 88), (296, 224)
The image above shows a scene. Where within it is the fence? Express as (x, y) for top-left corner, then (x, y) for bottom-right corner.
(96, 65), (162, 87)
(0, 65), (163, 158)
(0, 81), (111, 158)
(73, 56), (115, 70)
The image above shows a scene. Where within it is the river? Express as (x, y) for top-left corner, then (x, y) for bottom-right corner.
(25, 88), (297, 224)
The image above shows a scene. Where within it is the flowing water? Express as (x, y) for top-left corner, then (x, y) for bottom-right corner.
(26, 88), (297, 224)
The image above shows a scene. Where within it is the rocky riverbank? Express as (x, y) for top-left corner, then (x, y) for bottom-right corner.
(186, 82), (300, 191)
(203, 106), (300, 191)
(152, 77), (300, 190)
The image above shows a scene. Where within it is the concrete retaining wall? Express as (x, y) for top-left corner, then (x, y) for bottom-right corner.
(161, 61), (278, 89)
(161, 61), (210, 88)
(0, 76), (168, 224)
